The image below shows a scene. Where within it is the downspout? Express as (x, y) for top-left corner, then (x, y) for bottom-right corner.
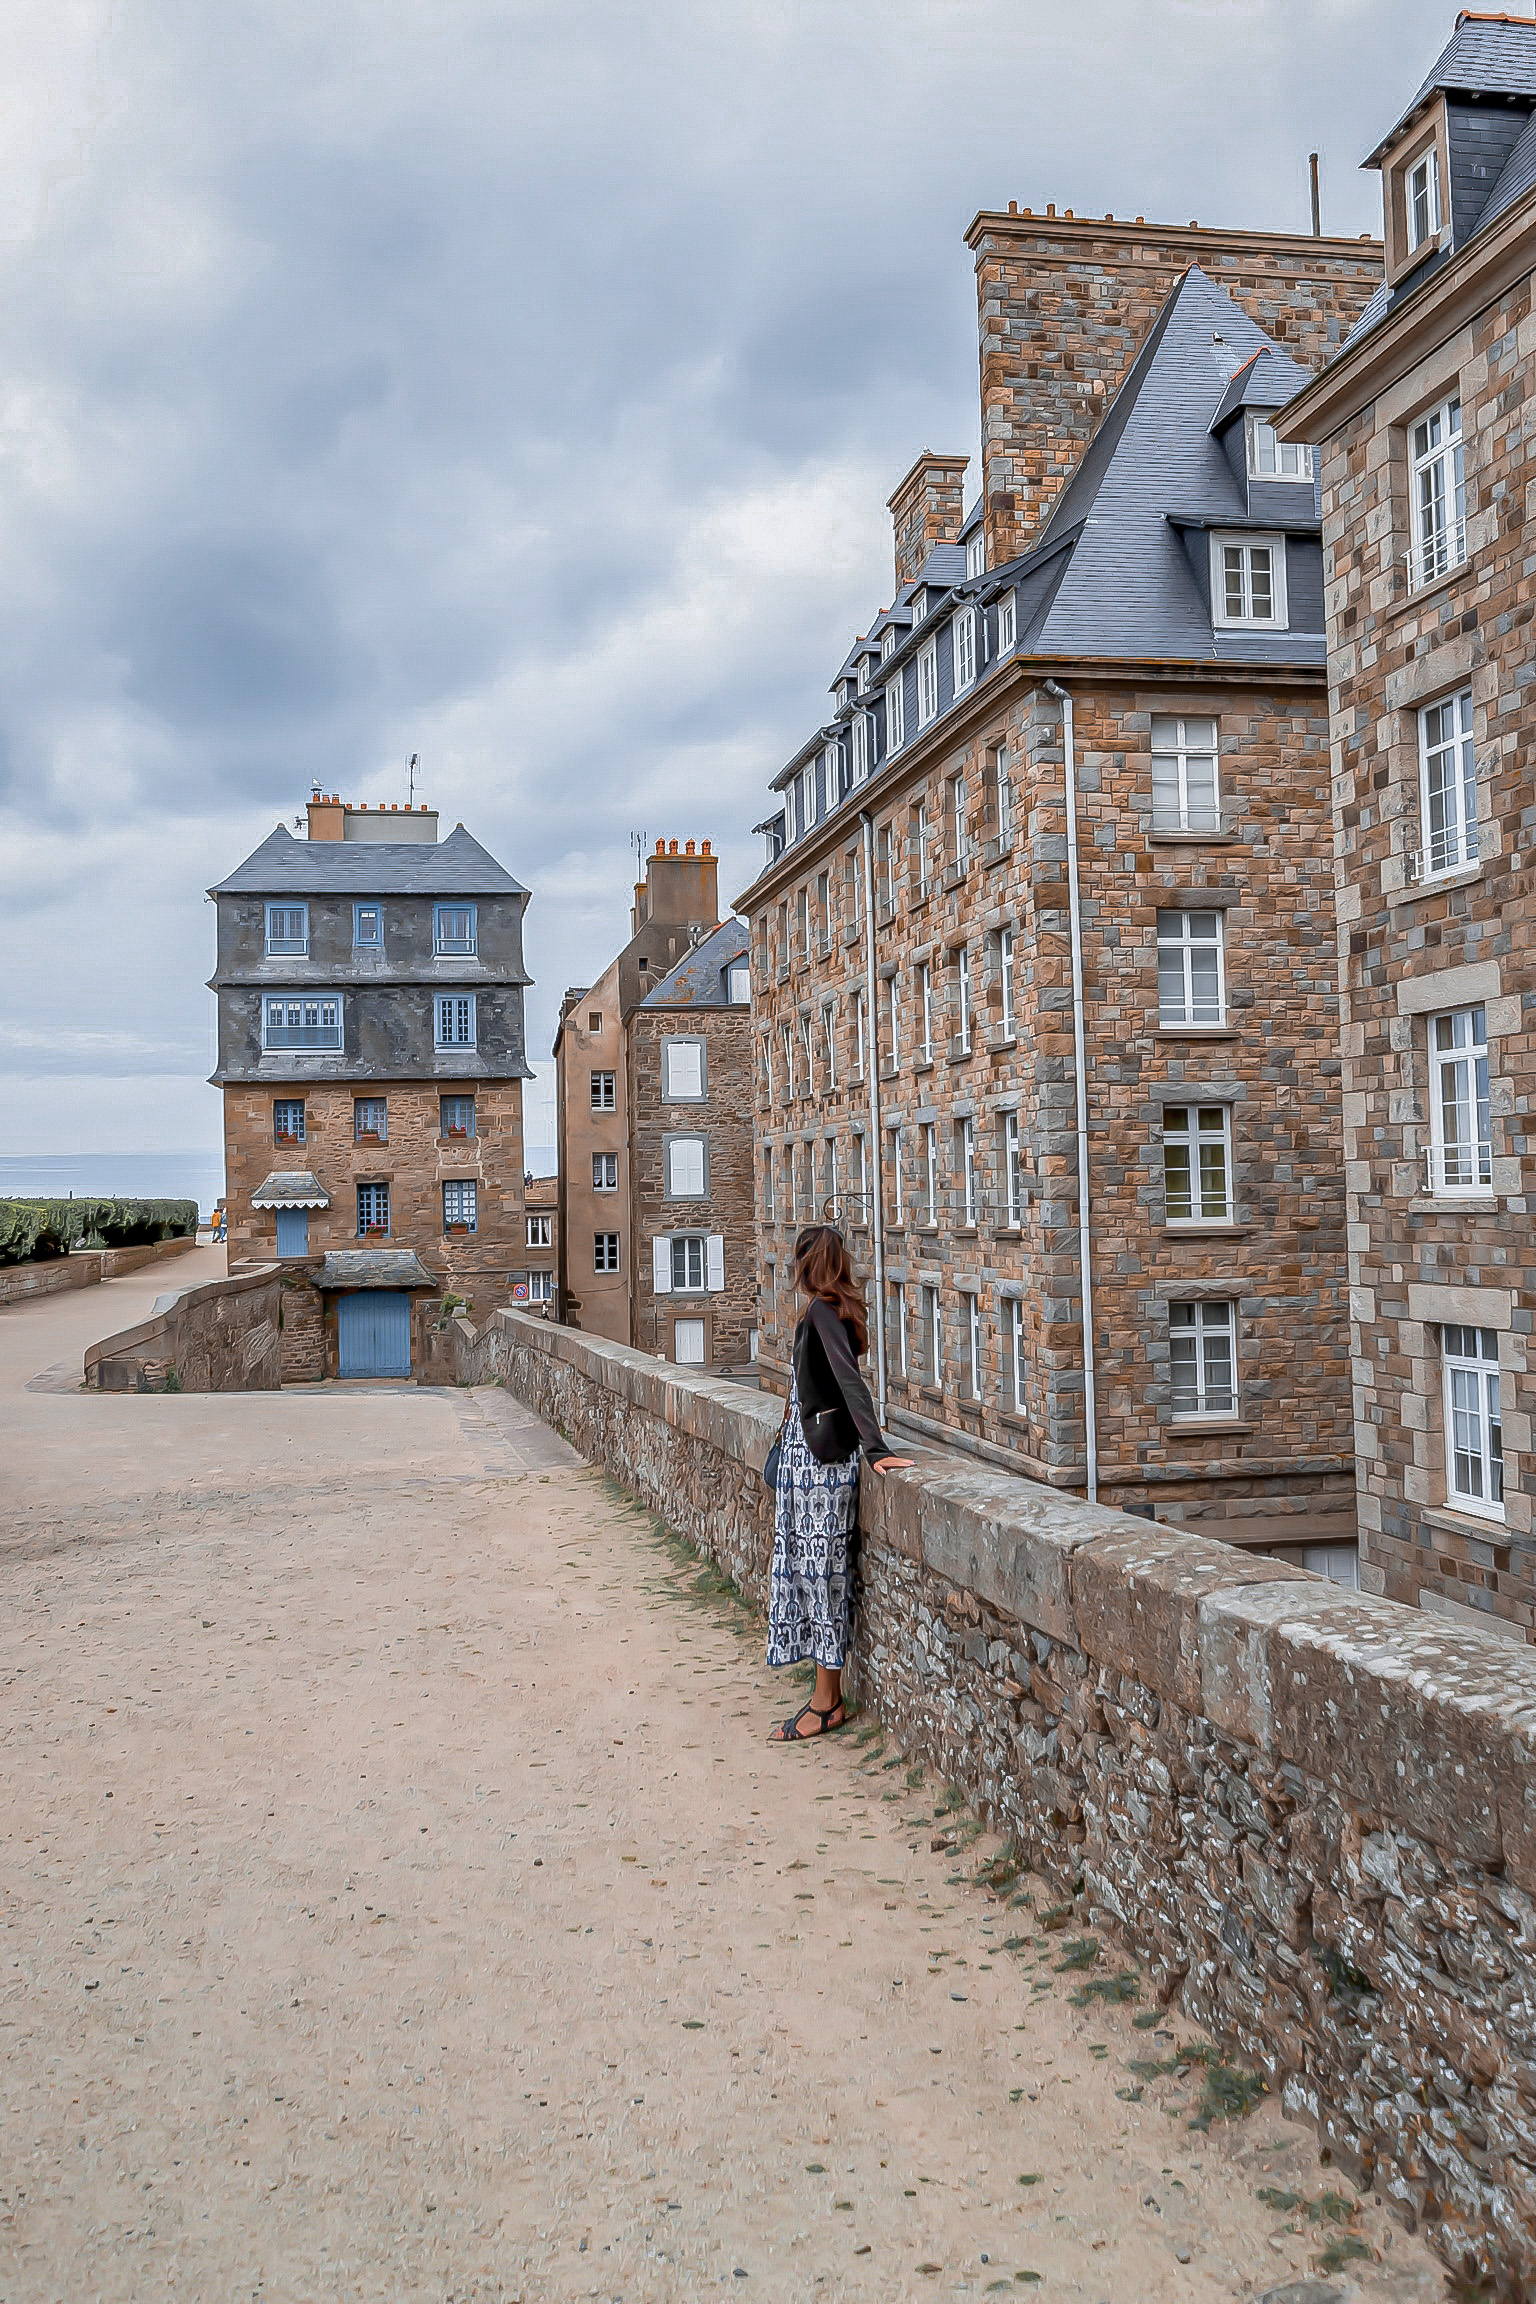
(1043, 679), (1098, 1505)
(860, 807), (888, 1420)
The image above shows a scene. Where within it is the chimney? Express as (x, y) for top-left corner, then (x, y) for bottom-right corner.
(306, 792), (345, 841)
(304, 794), (439, 844)
(886, 451), (969, 592)
(630, 836), (720, 938)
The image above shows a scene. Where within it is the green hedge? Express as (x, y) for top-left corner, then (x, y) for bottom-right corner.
(0, 1198), (199, 1267)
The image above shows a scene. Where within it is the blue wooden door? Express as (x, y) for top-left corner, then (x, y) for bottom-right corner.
(338, 1291), (411, 1378)
(276, 1208), (309, 1256)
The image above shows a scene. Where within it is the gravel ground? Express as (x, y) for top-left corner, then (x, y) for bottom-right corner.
(0, 1264), (1445, 2302)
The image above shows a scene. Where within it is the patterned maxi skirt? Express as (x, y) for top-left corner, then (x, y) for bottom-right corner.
(766, 1381), (860, 1670)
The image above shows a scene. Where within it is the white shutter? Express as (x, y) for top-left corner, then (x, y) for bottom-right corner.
(665, 1040), (703, 1099)
(706, 1234), (724, 1292)
(652, 1235), (672, 1294)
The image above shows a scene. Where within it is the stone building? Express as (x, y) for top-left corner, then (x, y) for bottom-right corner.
(739, 214), (1383, 1566)
(551, 839), (723, 1342)
(518, 1173), (557, 1313)
(210, 791), (533, 1378)
(628, 917), (755, 1369)
(1282, 14), (1536, 1637)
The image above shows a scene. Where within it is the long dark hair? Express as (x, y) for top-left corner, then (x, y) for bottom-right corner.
(792, 1225), (868, 1355)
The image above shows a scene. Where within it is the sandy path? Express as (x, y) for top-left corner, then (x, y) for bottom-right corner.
(0, 1279), (1442, 2301)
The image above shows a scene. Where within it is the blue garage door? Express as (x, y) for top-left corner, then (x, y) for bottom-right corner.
(338, 1291), (411, 1378)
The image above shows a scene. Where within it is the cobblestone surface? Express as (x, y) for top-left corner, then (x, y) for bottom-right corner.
(0, 1270), (1441, 2301)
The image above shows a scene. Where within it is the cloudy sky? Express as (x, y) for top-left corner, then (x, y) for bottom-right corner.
(0, 0), (1453, 1164)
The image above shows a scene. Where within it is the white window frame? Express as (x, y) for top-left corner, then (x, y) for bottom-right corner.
(1163, 1105), (1233, 1224)
(909, 587), (925, 626)
(1427, 1005), (1492, 1196)
(949, 771), (970, 867)
(857, 654), (870, 695)
(524, 1269), (554, 1306)
(1003, 1111), (1023, 1228)
(957, 945), (972, 1054)
(762, 1146), (775, 1224)
(916, 637), (939, 728)
(1247, 416), (1311, 481)
(922, 1122), (938, 1227)
(918, 962), (933, 1061)
(854, 1130), (868, 1223)
(591, 1069), (617, 1111)
(890, 1280), (908, 1377)
(823, 740), (840, 806)
(821, 1003), (837, 1090)
(594, 1231), (620, 1273)
(1169, 1300), (1237, 1419)
(886, 1126), (903, 1226)
(592, 1152), (618, 1193)
(851, 711), (870, 783)
(1442, 1324), (1504, 1520)
(1210, 532), (1286, 628)
(915, 801), (932, 898)
(1409, 397), (1465, 590)
(966, 529), (986, 579)
(853, 988), (866, 1081)
(999, 927), (1016, 1039)
(1416, 690), (1479, 879)
(886, 973), (901, 1072)
(727, 962), (750, 1004)
(1007, 1298), (1025, 1415)
(958, 1115), (976, 1226)
(997, 591), (1016, 652)
(996, 747), (1014, 846)
(923, 1284), (942, 1387)
(1151, 714), (1221, 834)
(885, 674), (905, 754)
(1408, 145), (1441, 251)
(952, 607), (977, 693)
(965, 1292), (982, 1401)
(662, 1038), (706, 1102)
(780, 1022), (795, 1101)
(265, 903), (309, 956)
(800, 1012), (815, 1096)
(665, 1135), (708, 1199)
(881, 626), (897, 663)
(1157, 910), (1225, 1028)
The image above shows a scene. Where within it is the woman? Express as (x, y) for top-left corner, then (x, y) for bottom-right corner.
(767, 1225), (913, 1742)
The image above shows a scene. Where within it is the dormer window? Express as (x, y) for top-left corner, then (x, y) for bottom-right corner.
(909, 587), (925, 625)
(857, 655), (870, 694)
(1211, 533), (1287, 628)
(881, 627), (897, 662)
(966, 530), (986, 579)
(1408, 146), (1441, 251)
(1248, 416), (1311, 481)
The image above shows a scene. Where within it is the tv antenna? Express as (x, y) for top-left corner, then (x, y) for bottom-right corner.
(407, 752), (419, 806)
(631, 830), (648, 876)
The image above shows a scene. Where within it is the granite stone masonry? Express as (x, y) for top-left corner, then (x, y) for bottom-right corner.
(454, 1305), (1536, 2289)
(84, 1265), (281, 1393)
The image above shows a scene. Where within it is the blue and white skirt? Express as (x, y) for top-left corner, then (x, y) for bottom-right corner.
(766, 1381), (859, 1670)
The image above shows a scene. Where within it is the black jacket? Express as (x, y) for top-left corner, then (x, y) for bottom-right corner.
(791, 1297), (891, 1466)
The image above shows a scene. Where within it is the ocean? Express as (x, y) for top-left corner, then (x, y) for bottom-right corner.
(0, 1153), (226, 1220)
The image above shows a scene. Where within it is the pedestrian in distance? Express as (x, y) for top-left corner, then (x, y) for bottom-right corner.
(766, 1224), (913, 1742)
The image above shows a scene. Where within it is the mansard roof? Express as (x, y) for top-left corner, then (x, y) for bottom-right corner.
(210, 822), (528, 899)
(1365, 12), (1536, 165)
(640, 915), (750, 1008)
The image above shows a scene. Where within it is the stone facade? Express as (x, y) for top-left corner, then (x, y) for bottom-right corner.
(1282, 46), (1536, 1637)
(517, 1174), (557, 1313)
(967, 211), (1384, 568)
(84, 1265), (281, 1392)
(453, 1304), (1536, 2289)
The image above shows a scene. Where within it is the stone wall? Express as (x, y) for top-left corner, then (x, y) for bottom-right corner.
(0, 1233), (197, 1307)
(84, 1266), (281, 1392)
(458, 1305), (1536, 2287)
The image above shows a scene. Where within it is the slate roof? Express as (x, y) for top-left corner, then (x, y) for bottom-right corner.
(210, 823), (528, 898)
(1209, 346), (1312, 432)
(640, 916), (750, 1008)
(1366, 13), (1536, 162)
(250, 1171), (331, 1209)
(313, 1249), (441, 1290)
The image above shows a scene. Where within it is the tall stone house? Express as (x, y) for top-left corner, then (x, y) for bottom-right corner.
(519, 1173), (557, 1313)
(210, 791), (533, 1379)
(1282, 14), (1536, 1639)
(552, 840), (743, 1358)
(629, 917), (755, 1369)
(739, 213), (1382, 1568)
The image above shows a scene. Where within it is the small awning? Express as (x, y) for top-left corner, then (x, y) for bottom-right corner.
(251, 1171), (331, 1210)
(313, 1249), (440, 1291)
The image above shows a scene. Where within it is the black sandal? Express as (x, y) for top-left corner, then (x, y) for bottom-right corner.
(771, 1699), (846, 1743)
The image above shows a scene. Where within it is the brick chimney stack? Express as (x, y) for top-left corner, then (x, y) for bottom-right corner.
(630, 838), (719, 937)
(887, 451), (970, 591)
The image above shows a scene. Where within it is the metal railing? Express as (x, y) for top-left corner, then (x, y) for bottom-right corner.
(264, 1023), (343, 1050)
(1424, 1141), (1493, 1195)
(1407, 517), (1467, 593)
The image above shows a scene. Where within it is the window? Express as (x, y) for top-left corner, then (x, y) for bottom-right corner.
(1157, 911), (1224, 1027)
(916, 638), (939, 728)
(594, 1232), (620, 1272)
(885, 673), (905, 754)
(918, 962), (933, 1061)
(997, 591), (1016, 652)
(886, 1126), (903, 1226)
(909, 587), (925, 626)
(1408, 145), (1441, 251)
(727, 962), (750, 1007)
(957, 1116), (977, 1225)
(852, 712), (870, 783)
(814, 868), (830, 952)
(848, 845), (864, 931)
(990, 746), (1015, 847)
(956, 946), (972, 1054)
(1002, 1112), (1023, 1227)
(885, 974), (901, 1072)
(1248, 417), (1311, 481)
(921, 1122), (938, 1226)
(821, 1004), (837, 1089)
(266, 903), (308, 956)
(853, 988), (866, 1080)
(435, 993), (476, 1049)
(673, 1318), (706, 1366)
(800, 763), (816, 837)
(779, 1022), (795, 1101)
(356, 1182), (390, 1237)
(915, 801), (931, 897)
(881, 626), (897, 663)
(264, 996), (341, 1051)
(762, 1148), (775, 1223)
(999, 928), (1016, 1039)
(353, 902), (383, 949)
(1428, 1006), (1492, 1195)
(1211, 533), (1285, 627)
(443, 1180), (478, 1233)
(434, 904), (476, 955)
(1163, 1105), (1232, 1223)
(590, 1070), (616, 1112)
(353, 1096), (388, 1143)
(1409, 397), (1465, 589)
(822, 1135), (838, 1215)
(823, 741), (840, 805)
(1442, 1325), (1503, 1518)
(273, 1099), (305, 1145)
(857, 654), (870, 695)
(527, 1211), (553, 1247)
(1151, 715), (1220, 833)
(965, 1294), (982, 1401)
(593, 1151), (618, 1191)
(588, 1011), (602, 1032)
(889, 1281), (908, 1378)
(796, 884), (810, 960)
(1170, 1301), (1236, 1418)
(949, 772), (970, 867)
(921, 1285), (942, 1386)
(854, 1132), (868, 1224)
(1418, 691), (1479, 878)
(952, 608), (976, 692)
(441, 1095), (475, 1139)
(966, 529), (986, 579)
(666, 1136), (707, 1198)
(663, 1039), (705, 1100)
(876, 822), (894, 913)
(1006, 1299), (1026, 1415)
(671, 1235), (706, 1292)
(524, 1270), (554, 1305)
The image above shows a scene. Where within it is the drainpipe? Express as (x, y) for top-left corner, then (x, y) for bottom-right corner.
(1043, 679), (1098, 1505)
(860, 807), (888, 1419)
